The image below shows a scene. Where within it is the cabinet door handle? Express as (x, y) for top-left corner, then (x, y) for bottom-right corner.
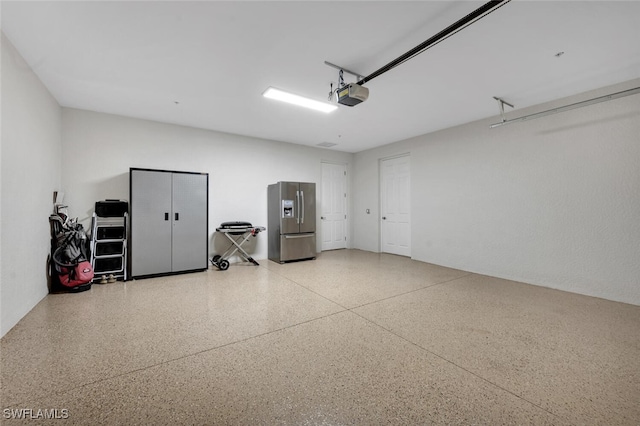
(175, 212), (179, 221)
(164, 213), (169, 221)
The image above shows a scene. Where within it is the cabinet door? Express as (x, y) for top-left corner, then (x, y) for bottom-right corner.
(171, 173), (208, 272)
(131, 170), (173, 276)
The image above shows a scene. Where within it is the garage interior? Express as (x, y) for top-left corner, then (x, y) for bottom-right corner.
(1, 1), (639, 423)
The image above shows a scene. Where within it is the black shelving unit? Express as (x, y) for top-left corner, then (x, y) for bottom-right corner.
(90, 212), (128, 282)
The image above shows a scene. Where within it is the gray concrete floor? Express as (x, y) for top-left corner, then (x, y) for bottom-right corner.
(2, 249), (639, 424)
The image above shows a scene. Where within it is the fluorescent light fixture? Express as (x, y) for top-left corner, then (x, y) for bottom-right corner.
(263, 87), (337, 113)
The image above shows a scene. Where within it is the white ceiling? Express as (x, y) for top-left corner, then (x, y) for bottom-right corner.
(3, 1), (640, 153)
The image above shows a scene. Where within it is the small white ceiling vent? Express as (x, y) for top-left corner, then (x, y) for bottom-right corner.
(316, 142), (337, 148)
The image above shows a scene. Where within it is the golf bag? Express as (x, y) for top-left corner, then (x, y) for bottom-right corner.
(49, 214), (93, 292)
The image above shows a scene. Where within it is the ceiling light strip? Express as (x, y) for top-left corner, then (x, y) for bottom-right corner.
(489, 86), (640, 128)
(263, 87), (337, 113)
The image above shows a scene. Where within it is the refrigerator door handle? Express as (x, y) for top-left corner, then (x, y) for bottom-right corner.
(295, 191), (300, 224)
(300, 191), (305, 224)
(284, 234), (315, 239)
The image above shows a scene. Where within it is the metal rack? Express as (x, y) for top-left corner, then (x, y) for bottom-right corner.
(90, 212), (127, 282)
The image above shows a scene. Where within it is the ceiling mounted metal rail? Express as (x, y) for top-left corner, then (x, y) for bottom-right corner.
(493, 96), (514, 123)
(324, 61), (365, 81)
(356, 0), (511, 87)
(489, 87), (640, 128)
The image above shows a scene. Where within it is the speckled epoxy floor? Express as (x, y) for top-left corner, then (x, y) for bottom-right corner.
(1, 249), (639, 424)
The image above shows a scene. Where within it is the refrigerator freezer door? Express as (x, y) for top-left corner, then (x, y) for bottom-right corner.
(280, 182), (300, 234)
(280, 233), (316, 262)
(299, 182), (316, 234)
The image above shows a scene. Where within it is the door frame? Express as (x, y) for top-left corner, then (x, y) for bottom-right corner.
(321, 161), (348, 251)
(378, 153), (411, 256)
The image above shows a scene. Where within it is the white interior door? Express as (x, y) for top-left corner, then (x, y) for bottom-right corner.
(321, 162), (347, 251)
(380, 155), (411, 257)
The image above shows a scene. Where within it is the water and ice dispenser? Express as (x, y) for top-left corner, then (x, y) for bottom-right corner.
(282, 200), (294, 218)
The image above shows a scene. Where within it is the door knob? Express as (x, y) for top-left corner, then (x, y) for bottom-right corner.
(382, 216), (387, 220)
(321, 216), (326, 220)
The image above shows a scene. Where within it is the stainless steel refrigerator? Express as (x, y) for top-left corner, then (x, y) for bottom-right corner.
(268, 182), (316, 263)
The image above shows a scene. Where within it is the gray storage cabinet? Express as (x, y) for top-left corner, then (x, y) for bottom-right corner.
(130, 168), (208, 278)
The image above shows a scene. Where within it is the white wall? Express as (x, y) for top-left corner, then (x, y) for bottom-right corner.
(1, 33), (62, 337)
(61, 108), (353, 262)
(3, 30), (637, 343)
(353, 79), (640, 306)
